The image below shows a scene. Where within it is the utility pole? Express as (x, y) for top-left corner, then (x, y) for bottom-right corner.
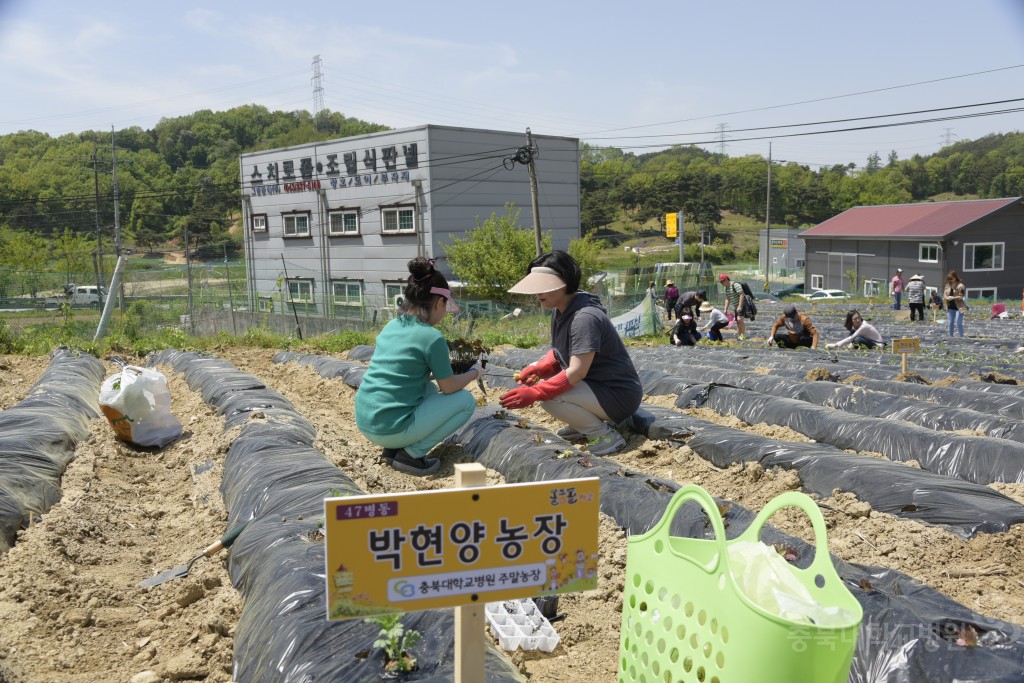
(764, 142), (772, 292)
(111, 126), (125, 312)
(525, 128), (542, 257)
(92, 142), (105, 306)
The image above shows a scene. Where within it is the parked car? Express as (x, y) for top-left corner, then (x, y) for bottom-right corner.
(771, 283), (805, 298)
(47, 285), (108, 308)
(800, 289), (850, 301)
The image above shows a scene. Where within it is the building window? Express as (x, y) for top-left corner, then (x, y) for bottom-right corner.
(385, 282), (406, 308)
(382, 206), (416, 234)
(966, 287), (997, 300)
(863, 279), (883, 297)
(251, 214), (267, 233)
(283, 212), (311, 238)
(257, 297), (273, 312)
(919, 243), (939, 263)
(796, 259), (805, 268)
(328, 210), (360, 236)
(332, 280), (363, 306)
(963, 242), (1003, 271)
(287, 279), (313, 303)
(810, 274), (823, 289)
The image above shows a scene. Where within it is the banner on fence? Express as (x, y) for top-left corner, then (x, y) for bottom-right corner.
(611, 292), (663, 338)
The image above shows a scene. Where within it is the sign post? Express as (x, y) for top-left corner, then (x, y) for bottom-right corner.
(891, 337), (920, 374)
(324, 476), (601, 678)
(454, 463), (487, 683)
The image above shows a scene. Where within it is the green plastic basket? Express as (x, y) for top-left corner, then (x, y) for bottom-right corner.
(617, 485), (862, 683)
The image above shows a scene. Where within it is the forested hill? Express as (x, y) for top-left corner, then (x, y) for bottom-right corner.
(579, 132), (1024, 232)
(0, 106), (387, 252)
(0, 103), (1022, 255)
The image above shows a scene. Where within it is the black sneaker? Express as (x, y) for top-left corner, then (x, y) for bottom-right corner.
(390, 450), (440, 477)
(380, 448), (398, 464)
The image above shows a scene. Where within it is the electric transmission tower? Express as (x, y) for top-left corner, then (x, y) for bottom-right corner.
(715, 123), (729, 155)
(312, 55), (325, 129)
(941, 127), (958, 147)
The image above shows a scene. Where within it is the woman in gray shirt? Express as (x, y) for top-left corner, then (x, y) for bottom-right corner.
(499, 251), (642, 456)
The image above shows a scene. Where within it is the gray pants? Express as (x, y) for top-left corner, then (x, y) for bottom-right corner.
(539, 381), (616, 440)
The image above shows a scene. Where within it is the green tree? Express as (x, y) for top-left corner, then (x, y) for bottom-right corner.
(0, 228), (49, 296)
(568, 231), (608, 291)
(865, 152), (881, 175)
(52, 228), (93, 284)
(444, 203), (551, 304)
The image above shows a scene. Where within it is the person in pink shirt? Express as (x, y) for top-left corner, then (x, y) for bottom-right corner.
(889, 268), (905, 310)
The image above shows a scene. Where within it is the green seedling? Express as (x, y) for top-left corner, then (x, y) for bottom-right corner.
(364, 613), (421, 674)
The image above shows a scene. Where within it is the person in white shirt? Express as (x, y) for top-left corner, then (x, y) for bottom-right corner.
(697, 301), (729, 341)
(826, 310), (884, 350)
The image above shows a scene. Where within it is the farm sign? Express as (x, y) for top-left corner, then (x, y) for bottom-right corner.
(324, 478), (600, 619)
(891, 338), (920, 354)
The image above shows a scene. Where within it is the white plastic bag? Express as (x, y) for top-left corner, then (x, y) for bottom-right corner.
(98, 366), (183, 448)
(728, 540), (857, 627)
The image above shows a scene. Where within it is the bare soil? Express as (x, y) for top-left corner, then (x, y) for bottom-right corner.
(0, 349), (1021, 682)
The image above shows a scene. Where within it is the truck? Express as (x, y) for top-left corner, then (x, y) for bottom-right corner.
(45, 284), (108, 308)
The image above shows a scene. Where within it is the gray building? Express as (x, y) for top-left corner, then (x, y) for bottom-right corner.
(239, 125), (580, 318)
(799, 197), (1024, 299)
(758, 227), (807, 280)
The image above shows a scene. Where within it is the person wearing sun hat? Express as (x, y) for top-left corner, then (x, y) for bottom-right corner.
(355, 257), (481, 476)
(905, 273), (926, 322)
(663, 279), (680, 320)
(697, 300), (729, 342)
(500, 251), (642, 456)
(767, 303), (819, 349)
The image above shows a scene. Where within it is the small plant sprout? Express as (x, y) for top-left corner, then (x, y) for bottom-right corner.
(364, 613), (421, 674)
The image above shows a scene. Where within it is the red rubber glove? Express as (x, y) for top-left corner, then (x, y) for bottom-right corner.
(516, 350), (561, 386)
(500, 371), (571, 409)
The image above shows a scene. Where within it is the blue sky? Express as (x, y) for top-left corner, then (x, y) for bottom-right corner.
(1, 0), (1023, 169)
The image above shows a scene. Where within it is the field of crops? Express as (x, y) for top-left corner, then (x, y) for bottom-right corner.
(0, 301), (1022, 682)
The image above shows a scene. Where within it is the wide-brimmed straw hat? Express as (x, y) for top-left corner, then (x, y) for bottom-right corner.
(665, 280), (675, 286)
(508, 266), (566, 294)
(909, 274), (923, 281)
(699, 301), (714, 313)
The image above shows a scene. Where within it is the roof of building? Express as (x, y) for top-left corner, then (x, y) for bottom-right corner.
(800, 197), (1021, 239)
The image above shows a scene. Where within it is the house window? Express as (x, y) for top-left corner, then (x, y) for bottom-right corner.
(810, 274), (823, 289)
(332, 280), (363, 306)
(384, 282), (406, 308)
(863, 279), (883, 297)
(257, 297), (273, 312)
(287, 279), (313, 303)
(328, 210), (359, 236)
(796, 259), (805, 268)
(382, 206), (416, 234)
(963, 242), (1003, 271)
(251, 214), (267, 233)
(919, 243), (939, 263)
(283, 212), (311, 237)
(966, 287), (997, 300)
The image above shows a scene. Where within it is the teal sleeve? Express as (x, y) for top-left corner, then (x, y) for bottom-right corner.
(427, 334), (453, 379)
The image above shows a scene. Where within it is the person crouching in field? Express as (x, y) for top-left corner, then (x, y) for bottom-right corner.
(826, 310), (884, 350)
(670, 314), (701, 346)
(768, 303), (819, 349)
(499, 251), (642, 456)
(355, 257), (482, 477)
(697, 301), (728, 342)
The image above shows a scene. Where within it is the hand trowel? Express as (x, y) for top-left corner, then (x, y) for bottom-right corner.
(139, 522), (248, 588)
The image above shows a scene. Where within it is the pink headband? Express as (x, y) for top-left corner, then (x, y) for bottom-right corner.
(430, 286), (459, 313)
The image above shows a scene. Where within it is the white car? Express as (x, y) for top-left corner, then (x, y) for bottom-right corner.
(800, 289), (850, 301)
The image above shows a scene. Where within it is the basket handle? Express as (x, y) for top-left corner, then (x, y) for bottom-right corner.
(645, 484), (729, 576)
(737, 491), (834, 577)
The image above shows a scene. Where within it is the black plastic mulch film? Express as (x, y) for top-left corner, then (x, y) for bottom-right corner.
(146, 350), (524, 683)
(270, 348), (1024, 683)
(0, 348), (103, 555)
